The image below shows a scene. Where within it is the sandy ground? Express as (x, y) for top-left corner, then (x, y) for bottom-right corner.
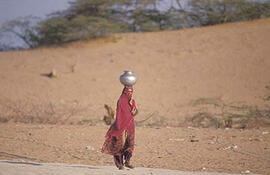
(0, 124), (269, 174)
(0, 18), (270, 174)
(0, 160), (259, 175)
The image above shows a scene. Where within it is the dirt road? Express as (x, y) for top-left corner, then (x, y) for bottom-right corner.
(0, 160), (258, 175)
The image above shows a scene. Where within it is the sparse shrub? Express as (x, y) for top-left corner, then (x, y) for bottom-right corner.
(145, 115), (168, 127)
(0, 98), (95, 125)
(103, 104), (115, 125)
(187, 112), (223, 128)
(186, 96), (270, 129)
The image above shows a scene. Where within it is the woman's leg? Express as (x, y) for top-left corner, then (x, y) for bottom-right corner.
(113, 154), (124, 169)
(123, 133), (135, 168)
(123, 151), (132, 163)
(123, 151), (134, 168)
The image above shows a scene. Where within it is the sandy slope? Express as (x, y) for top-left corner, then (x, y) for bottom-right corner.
(0, 18), (270, 126)
(0, 19), (270, 174)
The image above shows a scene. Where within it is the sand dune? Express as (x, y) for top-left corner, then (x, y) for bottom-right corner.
(0, 18), (270, 174)
(0, 18), (270, 126)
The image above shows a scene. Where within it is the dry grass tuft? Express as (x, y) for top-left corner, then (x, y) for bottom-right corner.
(186, 96), (270, 129)
(0, 97), (95, 125)
(103, 104), (115, 125)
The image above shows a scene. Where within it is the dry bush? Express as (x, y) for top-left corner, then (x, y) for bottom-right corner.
(103, 104), (115, 125)
(186, 112), (223, 128)
(225, 107), (270, 129)
(0, 97), (95, 125)
(186, 97), (270, 129)
(135, 111), (168, 127)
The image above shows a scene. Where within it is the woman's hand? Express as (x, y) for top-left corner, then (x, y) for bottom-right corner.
(131, 107), (137, 116)
(129, 98), (137, 116)
(129, 98), (133, 106)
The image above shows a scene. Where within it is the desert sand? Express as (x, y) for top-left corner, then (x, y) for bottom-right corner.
(0, 18), (270, 174)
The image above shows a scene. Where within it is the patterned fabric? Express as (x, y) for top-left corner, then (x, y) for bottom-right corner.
(114, 150), (132, 168)
(102, 130), (135, 156)
(101, 87), (138, 166)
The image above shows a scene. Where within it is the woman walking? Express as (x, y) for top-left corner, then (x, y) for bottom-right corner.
(102, 71), (138, 170)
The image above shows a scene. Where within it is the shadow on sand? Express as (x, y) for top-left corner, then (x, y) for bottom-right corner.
(3, 160), (42, 166)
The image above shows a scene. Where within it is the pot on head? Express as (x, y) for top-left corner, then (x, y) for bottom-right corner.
(120, 71), (137, 88)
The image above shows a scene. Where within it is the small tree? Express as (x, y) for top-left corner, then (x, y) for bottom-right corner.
(0, 16), (40, 50)
(188, 0), (270, 26)
(30, 0), (130, 46)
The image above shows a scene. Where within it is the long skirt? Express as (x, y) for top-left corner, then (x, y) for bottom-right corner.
(102, 130), (134, 167)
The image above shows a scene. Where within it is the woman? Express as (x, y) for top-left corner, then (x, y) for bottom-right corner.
(102, 87), (138, 170)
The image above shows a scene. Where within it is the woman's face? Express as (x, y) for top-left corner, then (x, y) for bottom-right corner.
(127, 88), (133, 97)
(123, 88), (133, 98)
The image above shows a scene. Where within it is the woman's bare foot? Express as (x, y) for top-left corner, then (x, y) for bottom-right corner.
(118, 165), (124, 170)
(124, 162), (134, 169)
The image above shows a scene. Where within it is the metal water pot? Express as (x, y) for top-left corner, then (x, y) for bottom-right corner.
(120, 71), (137, 87)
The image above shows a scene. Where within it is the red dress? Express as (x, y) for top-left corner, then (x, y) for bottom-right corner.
(102, 90), (138, 156)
